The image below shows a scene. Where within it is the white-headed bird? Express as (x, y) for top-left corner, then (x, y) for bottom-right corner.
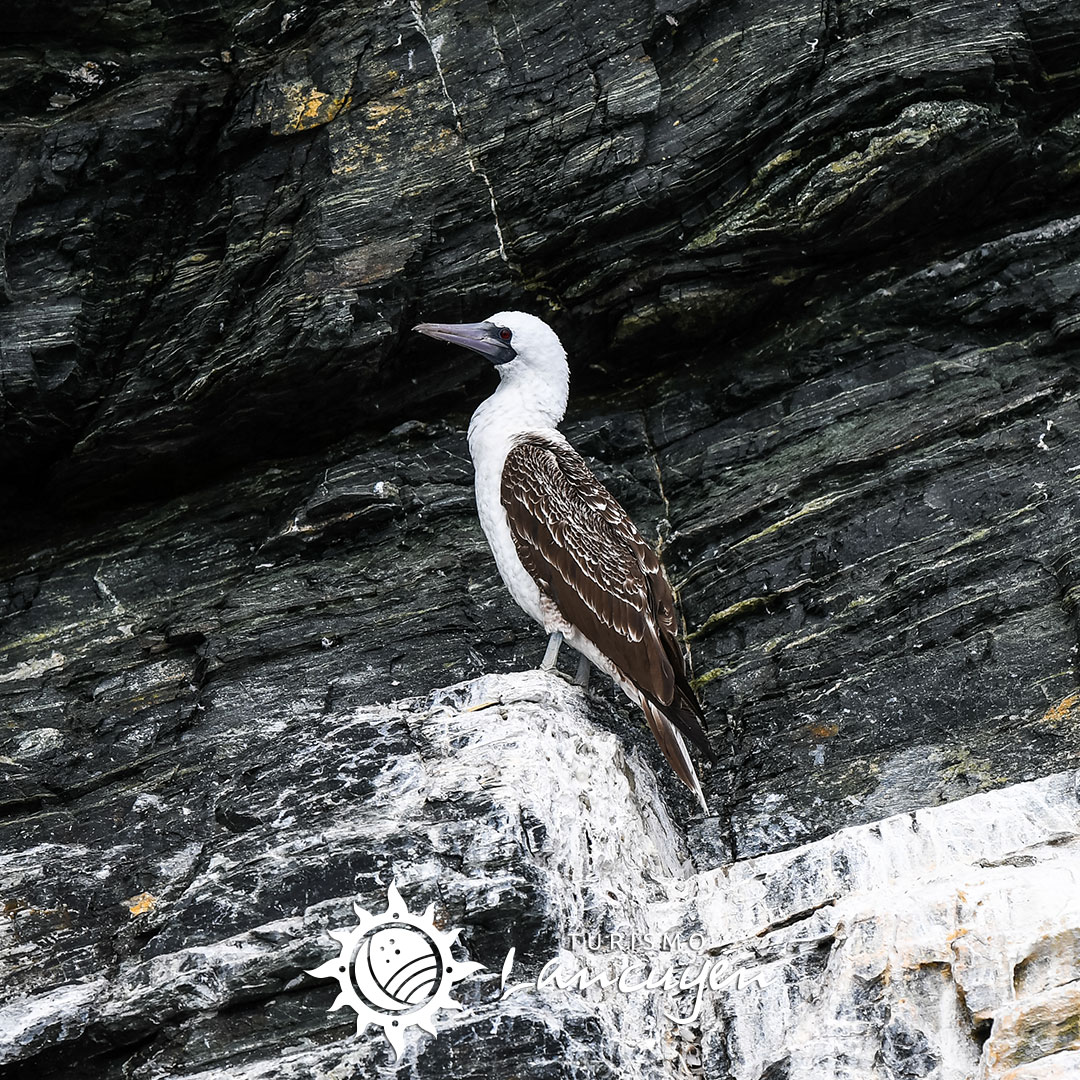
(414, 311), (712, 809)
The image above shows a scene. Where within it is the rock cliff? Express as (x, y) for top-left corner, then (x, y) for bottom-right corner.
(2, 0), (1080, 1076)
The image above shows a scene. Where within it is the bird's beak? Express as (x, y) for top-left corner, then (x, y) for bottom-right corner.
(413, 320), (515, 365)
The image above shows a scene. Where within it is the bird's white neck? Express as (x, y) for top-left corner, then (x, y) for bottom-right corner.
(468, 365), (569, 447)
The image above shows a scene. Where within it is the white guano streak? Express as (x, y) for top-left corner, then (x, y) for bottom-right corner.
(409, 1), (509, 263)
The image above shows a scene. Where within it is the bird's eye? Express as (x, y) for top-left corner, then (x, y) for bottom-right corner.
(498, 327), (513, 342)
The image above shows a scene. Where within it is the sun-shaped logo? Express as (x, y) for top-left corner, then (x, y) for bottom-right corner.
(306, 882), (484, 1059)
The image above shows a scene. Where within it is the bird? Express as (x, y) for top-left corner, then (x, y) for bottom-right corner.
(413, 311), (713, 810)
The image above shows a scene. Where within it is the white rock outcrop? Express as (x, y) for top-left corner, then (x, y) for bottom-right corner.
(2, 671), (1078, 1079)
(443, 674), (1080, 1080)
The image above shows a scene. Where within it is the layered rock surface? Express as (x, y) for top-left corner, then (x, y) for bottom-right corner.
(3, 0), (1080, 1075)
(3, 673), (1079, 1079)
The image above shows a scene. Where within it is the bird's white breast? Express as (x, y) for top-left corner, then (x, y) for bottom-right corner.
(467, 392), (549, 627)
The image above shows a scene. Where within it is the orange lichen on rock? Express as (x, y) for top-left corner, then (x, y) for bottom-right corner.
(124, 892), (157, 917)
(1040, 691), (1080, 726)
(271, 86), (352, 136)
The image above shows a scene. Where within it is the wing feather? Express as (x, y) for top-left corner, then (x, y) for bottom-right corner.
(501, 436), (712, 760)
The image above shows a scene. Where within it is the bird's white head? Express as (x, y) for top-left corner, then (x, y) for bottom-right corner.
(413, 310), (569, 427)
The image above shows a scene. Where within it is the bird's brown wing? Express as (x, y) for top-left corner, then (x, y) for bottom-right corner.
(500, 435), (711, 759)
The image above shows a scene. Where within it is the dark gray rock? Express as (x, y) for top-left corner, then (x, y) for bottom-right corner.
(3, 0), (1080, 1075)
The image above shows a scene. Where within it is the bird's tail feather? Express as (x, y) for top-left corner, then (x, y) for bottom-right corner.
(643, 702), (708, 813)
(664, 692), (715, 760)
(655, 632), (714, 760)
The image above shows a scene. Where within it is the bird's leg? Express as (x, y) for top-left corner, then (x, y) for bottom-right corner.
(540, 631), (563, 671)
(573, 654), (591, 690)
